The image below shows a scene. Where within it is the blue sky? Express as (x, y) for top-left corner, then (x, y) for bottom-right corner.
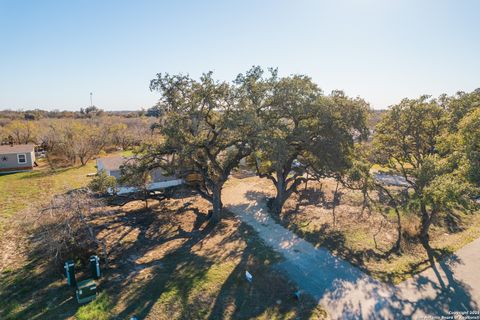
(0, 0), (479, 110)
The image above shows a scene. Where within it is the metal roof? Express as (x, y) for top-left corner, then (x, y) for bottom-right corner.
(0, 144), (35, 154)
(97, 156), (131, 171)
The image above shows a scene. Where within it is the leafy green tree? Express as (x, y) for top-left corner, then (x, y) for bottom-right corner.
(145, 69), (262, 221)
(438, 100), (480, 187)
(253, 77), (369, 215)
(372, 96), (476, 261)
(440, 89), (480, 131)
(80, 105), (104, 118)
(145, 105), (166, 118)
(436, 89), (480, 187)
(458, 108), (480, 185)
(252, 74), (319, 214)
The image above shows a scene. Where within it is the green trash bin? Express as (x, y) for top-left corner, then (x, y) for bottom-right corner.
(64, 260), (76, 287)
(76, 279), (97, 304)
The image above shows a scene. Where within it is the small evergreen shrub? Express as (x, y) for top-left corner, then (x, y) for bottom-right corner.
(88, 170), (117, 195)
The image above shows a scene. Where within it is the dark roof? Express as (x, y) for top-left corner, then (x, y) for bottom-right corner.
(97, 156), (131, 171)
(0, 144), (35, 154)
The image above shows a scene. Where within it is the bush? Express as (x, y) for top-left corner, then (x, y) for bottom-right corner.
(88, 170), (117, 195)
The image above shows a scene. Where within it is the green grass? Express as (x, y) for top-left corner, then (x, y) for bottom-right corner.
(0, 158), (100, 318)
(0, 159), (96, 220)
(76, 292), (112, 320)
(150, 261), (239, 319)
(0, 150), (138, 224)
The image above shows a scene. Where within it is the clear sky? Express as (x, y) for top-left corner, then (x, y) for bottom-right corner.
(0, 0), (479, 111)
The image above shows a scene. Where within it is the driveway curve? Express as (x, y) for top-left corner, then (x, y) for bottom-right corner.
(223, 177), (480, 319)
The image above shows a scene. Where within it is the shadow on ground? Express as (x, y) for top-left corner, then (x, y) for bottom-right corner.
(334, 254), (478, 319)
(234, 188), (478, 319)
(0, 190), (325, 319)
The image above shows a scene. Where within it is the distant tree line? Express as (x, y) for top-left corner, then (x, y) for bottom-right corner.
(0, 116), (156, 167)
(0, 106), (153, 121)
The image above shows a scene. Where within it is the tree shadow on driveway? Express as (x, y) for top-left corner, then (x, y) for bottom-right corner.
(226, 193), (478, 319)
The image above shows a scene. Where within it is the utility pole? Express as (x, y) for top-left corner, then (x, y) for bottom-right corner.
(90, 92), (93, 107)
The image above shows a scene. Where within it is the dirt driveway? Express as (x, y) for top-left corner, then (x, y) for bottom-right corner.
(223, 176), (480, 319)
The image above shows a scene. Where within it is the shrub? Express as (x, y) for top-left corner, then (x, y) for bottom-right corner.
(88, 170), (117, 195)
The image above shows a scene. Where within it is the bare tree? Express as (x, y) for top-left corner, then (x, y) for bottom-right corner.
(4, 120), (38, 144)
(32, 190), (109, 268)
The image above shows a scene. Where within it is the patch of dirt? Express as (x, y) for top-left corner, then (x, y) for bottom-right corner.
(1, 188), (326, 319)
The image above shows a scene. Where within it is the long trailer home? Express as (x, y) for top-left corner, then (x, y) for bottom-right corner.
(96, 156), (185, 195)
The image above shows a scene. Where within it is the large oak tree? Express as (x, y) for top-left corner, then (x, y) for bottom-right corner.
(253, 76), (369, 215)
(373, 96), (477, 262)
(146, 69), (264, 222)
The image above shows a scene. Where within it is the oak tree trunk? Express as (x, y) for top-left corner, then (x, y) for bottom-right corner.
(420, 202), (433, 258)
(272, 175), (287, 215)
(332, 181), (340, 226)
(392, 206), (402, 253)
(211, 185), (223, 222)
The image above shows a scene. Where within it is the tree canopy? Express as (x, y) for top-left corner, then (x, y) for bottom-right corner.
(145, 68), (264, 221)
(372, 94), (478, 261)
(252, 77), (369, 214)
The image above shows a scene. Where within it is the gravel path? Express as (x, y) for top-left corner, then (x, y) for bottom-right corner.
(223, 178), (480, 319)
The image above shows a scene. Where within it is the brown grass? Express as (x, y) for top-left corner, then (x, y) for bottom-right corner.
(1, 191), (326, 319)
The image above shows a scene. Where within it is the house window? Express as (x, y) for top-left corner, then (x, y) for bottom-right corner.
(17, 153), (27, 164)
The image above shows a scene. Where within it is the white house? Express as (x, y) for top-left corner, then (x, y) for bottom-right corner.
(96, 156), (184, 195)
